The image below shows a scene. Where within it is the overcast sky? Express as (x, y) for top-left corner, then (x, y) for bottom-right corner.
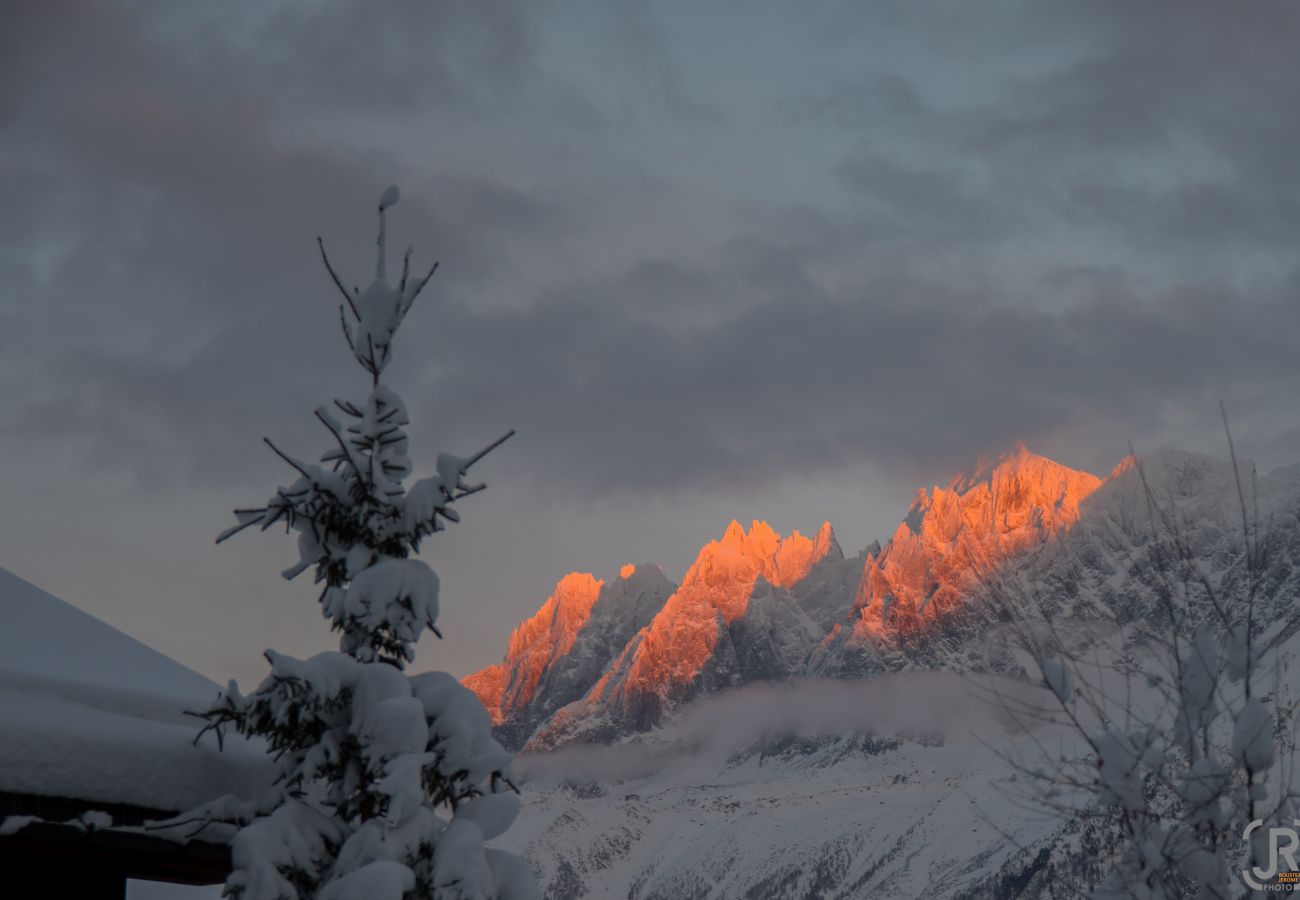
(3, 0), (1298, 686)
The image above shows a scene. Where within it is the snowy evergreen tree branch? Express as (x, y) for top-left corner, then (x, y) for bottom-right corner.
(985, 425), (1298, 899)
(177, 187), (535, 900)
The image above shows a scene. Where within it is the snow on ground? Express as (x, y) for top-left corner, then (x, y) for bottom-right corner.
(507, 740), (1037, 898)
(498, 621), (1300, 899)
(499, 673), (1074, 899)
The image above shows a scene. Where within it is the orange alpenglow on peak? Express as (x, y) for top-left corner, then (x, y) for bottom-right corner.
(854, 445), (1101, 638)
(459, 665), (507, 726)
(1106, 454), (1139, 481)
(462, 571), (604, 724)
(591, 519), (839, 715)
(681, 519), (827, 620)
(619, 563), (637, 579)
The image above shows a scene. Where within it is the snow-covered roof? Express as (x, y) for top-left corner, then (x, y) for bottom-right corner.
(0, 567), (220, 696)
(0, 567), (269, 813)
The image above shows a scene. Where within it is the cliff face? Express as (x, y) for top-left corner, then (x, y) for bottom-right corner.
(526, 521), (841, 746)
(607, 520), (838, 706)
(852, 443), (1102, 637)
(464, 572), (605, 727)
(463, 565), (676, 748)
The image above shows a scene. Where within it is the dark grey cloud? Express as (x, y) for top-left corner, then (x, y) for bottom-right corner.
(413, 257), (1300, 496)
(0, 0), (582, 491)
(5, 0), (1300, 504)
(793, 0), (1300, 266)
(93, 0), (547, 123)
(2, 0), (1299, 682)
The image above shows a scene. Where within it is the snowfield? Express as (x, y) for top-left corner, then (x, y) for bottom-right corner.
(499, 675), (1075, 899)
(500, 626), (1300, 899)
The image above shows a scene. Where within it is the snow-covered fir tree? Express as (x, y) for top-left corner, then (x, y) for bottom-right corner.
(188, 188), (537, 900)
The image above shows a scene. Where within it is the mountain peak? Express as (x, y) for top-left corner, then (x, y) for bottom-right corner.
(548, 572), (604, 616)
(696, 520), (838, 603)
(854, 447), (1102, 637)
(812, 520), (842, 561)
(718, 519), (783, 558)
(463, 571), (605, 724)
(721, 519), (747, 544)
(535, 519), (845, 739)
(951, 442), (1083, 492)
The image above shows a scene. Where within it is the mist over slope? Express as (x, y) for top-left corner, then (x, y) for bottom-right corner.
(498, 669), (1125, 899)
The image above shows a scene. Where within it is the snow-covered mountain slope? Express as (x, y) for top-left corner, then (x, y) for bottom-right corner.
(512, 738), (1031, 900)
(497, 673), (1113, 900)
(506, 619), (1300, 900)
(1070, 450), (1300, 631)
(467, 446), (1300, 752)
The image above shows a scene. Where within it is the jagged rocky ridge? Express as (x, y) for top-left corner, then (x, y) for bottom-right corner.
(464, 566), (676, 750)
(466, 446), (1300, 752)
